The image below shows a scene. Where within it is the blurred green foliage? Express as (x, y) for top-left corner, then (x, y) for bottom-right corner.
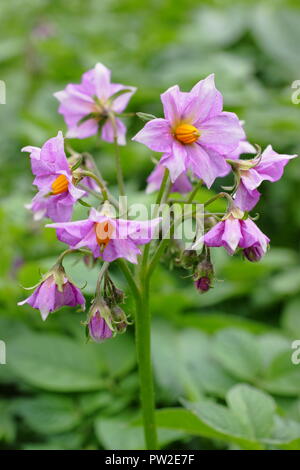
(1, 0), (300, 450)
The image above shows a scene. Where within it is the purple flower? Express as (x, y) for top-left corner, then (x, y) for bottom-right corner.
(46, 206), (161, 264)
(18, 274), (85, 321)
(132, 74), (245, 188)
(54, 63), (136, 144)
(233, 145), (297, 211)
(22, 132), (85, 222)
(146, 162), (192, 194)
(202, 208), (270, 259)
(88, 310), (113, 342)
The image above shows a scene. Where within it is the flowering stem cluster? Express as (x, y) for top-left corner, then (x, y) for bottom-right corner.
(18, 63), (297, 449)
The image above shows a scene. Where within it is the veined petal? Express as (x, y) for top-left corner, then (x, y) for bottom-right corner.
(199, 112), (245, 154)
(240, 219), (270, 251)
(132, 118), (173, 152)
(183, 74), (223, 124)
(221, 218), (242, 254)
(160, 141), (187, 182)
(186, 144), (227, 188)
(234, 183), (261, 212)
(110, 84), (137, 113)
(66, 118), (98, 139)
(102, 238), (141, 264)
(46, 219), (94, 247)
(93, 62), (112, 100)
(255, 145), (298, 182)
(160, 85), (182, 125)
(101, 118), (126, 145)
(204, 221), (225, 247)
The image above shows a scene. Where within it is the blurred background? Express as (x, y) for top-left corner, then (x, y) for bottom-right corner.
(1, 0), (300, 450)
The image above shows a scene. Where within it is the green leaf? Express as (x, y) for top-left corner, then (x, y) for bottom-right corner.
(94, 416), (183, 450)
(15, 395), (81, 434)
(281, 298), (300, 338)
(212, 328), (262, 381)
(183, 399), (264, 450)
(226, 384), (276, 440)
(96, 333), (136, 378)
(260, 351), (300, 397)
(152, 322), (236, 401)
(0, 401), (16, 443)
(9, 333), (104, 392)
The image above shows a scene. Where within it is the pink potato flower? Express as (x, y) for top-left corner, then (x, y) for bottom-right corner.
(18, 274), (85, 321)
(46, 205), (161, 264)
(54, 62), (136, 144)
(146, 162), (192, 194)
(232, 145), (297, 211)
(133, 74), (245, 188)
(22, 131), (85, 222)
(202, 207), (270, 261)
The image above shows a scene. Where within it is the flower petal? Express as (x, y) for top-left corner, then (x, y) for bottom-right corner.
(160, 85), (182, 125)
(221, 218), (242, 254)
(183, 74), (223, 124)
(132, 118), (173, 152)
(199, 111), (245, 154)
(160, 141), (187, 182)
(234, 183), (261, 211)
(186, 144), (228, 188)
(101, 118), (126, 145)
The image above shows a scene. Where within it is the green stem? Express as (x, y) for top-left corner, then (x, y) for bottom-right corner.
(134, 275), (158, 449)
(80, 170), (109, 201)
(108, 112), (126, 196)
(113, 136), (126, 196)
(141, 169), (170, 273)
(186, 179), (202, 203)
(117, 259), (158, 449)
(204, 191), (233, 208)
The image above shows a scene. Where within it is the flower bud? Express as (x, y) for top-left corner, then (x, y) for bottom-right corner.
(87, 298), (113, 342)
(18, 264), (85, 320)
(193, 258), (214, 294)
(111, 305), (128, 333)
(194, 277), (211, 293)
(243, 245), (264, 262)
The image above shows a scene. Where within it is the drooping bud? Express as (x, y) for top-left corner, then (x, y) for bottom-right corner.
(194, 277), (211, 293)
(18, 262), (85, 320)
(87, 298), (113, 342)
(111, 305), (128, 334)
(193, 257), (214, 294)
(243, 245), (264, 262)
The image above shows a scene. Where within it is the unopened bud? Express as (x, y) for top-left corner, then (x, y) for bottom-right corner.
(111, 305), (128, 333)
(87, 298), (113, 342)
(243, 245), (264, 262)
(193, 258), (214, 294)
(194, 277), (211, 293)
